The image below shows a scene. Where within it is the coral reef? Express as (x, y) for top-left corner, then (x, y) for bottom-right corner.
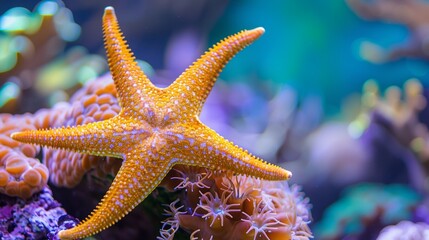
(3, 1), (429, 239)
(2, 73), (312, 238)
(2, 72), (314, 239)
(10, 6), (294, 239)
(0, 187), (78, 240)
(159, 167), (312, 240)
(0, 74), (121, 198)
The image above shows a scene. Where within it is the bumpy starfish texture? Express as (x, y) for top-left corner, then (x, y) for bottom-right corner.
(11, 6), (291, 239)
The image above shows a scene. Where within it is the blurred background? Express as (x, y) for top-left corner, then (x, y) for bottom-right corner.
(1, 0), (429, 239)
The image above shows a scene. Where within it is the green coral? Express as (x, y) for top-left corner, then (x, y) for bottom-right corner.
(315, 183), (421, 239)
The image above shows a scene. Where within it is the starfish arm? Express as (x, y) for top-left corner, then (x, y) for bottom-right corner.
(103, 7), (157, 109)
(57, 147), (174, 239)
(174, 121), (291, 181)
(10, 117), (145, 157)
(166, 27), (265, 115)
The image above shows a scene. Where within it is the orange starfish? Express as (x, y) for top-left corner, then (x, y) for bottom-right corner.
(11, 6), (291, 239)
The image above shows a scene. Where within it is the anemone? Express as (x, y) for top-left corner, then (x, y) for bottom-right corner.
(241, 201), (287, 240)
(194, 191), (240, 228)
(171, 166), (212, 192)
(190, 229), (214, 240)
(158, 199), (186, 240)
(221, 175), (259, 203)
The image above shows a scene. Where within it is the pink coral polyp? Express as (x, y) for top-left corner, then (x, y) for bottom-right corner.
(195, 191), (240, 228)
(241, 202), (289, 240)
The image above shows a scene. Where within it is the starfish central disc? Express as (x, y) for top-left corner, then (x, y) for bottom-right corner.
(148, 129), (169, 152)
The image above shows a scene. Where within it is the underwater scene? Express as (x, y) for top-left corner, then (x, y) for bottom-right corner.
(0, 0), (428, 239)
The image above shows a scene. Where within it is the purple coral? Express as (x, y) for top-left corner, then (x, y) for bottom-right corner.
(0, 187), (78, 240)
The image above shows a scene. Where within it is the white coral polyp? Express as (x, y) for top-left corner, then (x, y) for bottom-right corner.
(377, 221), (429, 240)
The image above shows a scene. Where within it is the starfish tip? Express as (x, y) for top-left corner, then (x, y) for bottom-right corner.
(287, 170), (293, 179)
(10, 132), (21, 141)
(57, 230), (65, 238)
(253, 27), (265, 34)
(104, 6), (115, 15)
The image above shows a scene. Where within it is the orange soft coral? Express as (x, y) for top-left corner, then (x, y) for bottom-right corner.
(0, 114), (48, 199)
(41, 75), (122, 187)
(160, 167), (312, 240)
